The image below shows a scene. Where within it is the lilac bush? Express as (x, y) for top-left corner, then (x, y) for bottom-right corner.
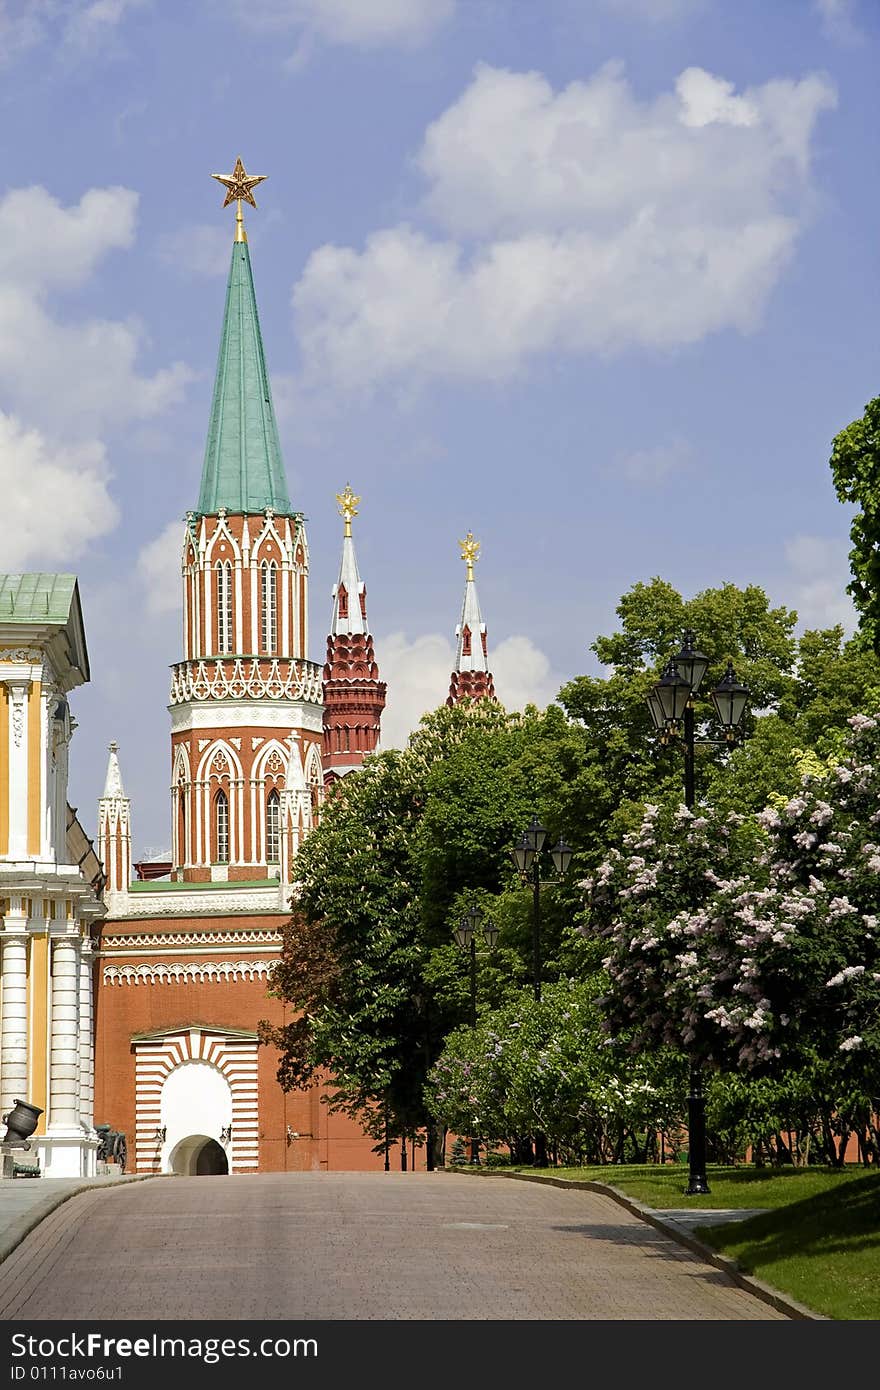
(585, 714), (880, 1103)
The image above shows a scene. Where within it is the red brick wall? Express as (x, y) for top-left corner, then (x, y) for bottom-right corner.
(95, 913), (386, 1173)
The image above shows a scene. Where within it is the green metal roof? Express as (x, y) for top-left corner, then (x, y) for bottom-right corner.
(0, 573), (89, 684)
(196, 240), (292, 517)
(127, 877), (280, 892)
(0, 573), (77, 624)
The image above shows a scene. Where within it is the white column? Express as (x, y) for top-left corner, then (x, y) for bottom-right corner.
(78, 938), (95, 1132)
(5, 678), (30, 859)
(0, 924), (29, 1116)
(48, 933), (81, 1130)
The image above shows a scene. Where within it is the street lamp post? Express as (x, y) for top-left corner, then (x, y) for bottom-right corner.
(512, 818), (573, 1165)
(454, 905), (499, 1165)
(647, 630), (749, 1196)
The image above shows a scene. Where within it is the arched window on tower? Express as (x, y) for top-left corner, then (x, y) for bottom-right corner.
(177, 776), (188, 866)
(266, 789), (280, 865)
(217, 561), (233, 655)
(261, 561), (277, 654)
(215, 790), (229, 864)
(337, 584), (348, 619)
(462, 625), (472, 657)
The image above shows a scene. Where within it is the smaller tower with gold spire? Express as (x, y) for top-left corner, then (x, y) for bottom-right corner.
(447, 532), (496, 706)
(322, 486), (387, 785)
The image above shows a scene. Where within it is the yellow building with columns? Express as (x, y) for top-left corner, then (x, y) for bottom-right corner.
(0, 574), (105, 1177)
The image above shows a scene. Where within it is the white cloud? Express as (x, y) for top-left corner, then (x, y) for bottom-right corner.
(0, 411), (118, 568)
(676, 68), (758, 129)
(0, 0), (145, 63)
(137, 520), (184, 616)
(814, 0), (860, 44)
(0, 184), (194, 436)
(293, 62), (836, 391)
(230, 0), (453, 48)
(62, 0), (146, 54)
(618, 438), (692, 484)
(0, 184), (137, 290)
(490, 635), (560, 712)
(784, 535), (856, 632)
(377, 629), (559, 749)
(158, 222), (233, 278)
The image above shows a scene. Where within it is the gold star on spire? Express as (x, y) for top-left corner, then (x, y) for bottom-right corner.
(211, 155), (267, 243)
(459, 531), (480, 582)
(336, 483), (361, 538)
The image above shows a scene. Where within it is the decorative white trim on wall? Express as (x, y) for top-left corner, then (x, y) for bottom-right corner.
(170, 700), (323, 735)
(106, 885), (286, 918)
(169, 657), (322, 706)
(103, 928), (282, 949)
(104, 959), (279, 985)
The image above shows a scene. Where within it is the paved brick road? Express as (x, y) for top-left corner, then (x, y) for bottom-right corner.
(0, 1172), (787, 1320)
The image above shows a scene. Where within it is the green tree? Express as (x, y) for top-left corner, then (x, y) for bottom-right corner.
(830, 394), (880, 650)
(261, 700), (587, 1160)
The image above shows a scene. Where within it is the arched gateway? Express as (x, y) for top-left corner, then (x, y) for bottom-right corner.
(169, 1135), (229, 1176)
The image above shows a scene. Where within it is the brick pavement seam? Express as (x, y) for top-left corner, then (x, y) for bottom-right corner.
(0, 1175), (172, 1267)
(444, 1167), (826, 1322)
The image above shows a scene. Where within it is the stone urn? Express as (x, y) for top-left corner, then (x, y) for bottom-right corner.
(2, 1100), (43, 1145)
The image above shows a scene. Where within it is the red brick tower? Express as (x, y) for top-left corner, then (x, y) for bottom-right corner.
(322, 485), (386, 787)
(447, 531), (496, 705)
(93, 161), (385, 1177)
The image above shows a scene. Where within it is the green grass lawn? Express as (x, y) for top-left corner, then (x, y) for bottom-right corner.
(505, 1164), (880, 1319)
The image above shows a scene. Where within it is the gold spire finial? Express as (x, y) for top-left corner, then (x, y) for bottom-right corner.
(459, 531), (480, 582)
(211, 155), (267, 243)
(336, 483), (361, 538)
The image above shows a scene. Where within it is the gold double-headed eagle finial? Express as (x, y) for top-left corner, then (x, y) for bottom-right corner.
(211, 155), (268, 243)
(459, 532), (480, 582)
(336, 483), (361, 538)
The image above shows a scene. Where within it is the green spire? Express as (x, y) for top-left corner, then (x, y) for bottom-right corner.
(196, 240), (292, 516)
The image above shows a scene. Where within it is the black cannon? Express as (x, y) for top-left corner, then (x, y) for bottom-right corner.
(95, 1124), (127, 1173)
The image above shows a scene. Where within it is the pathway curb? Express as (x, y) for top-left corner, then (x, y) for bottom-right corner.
(446, 1166), (826, 1321)
(0, 1175), (167, 1266)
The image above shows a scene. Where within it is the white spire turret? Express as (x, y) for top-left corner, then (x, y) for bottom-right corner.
(102, 739), (125, 799)
(448, 533), (496, 705)
(98, 740), (131, 908)
(331, 484), (368, 636)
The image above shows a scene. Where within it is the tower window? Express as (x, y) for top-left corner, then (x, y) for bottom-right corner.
(178, 779), (188, 865)
(217, 561), (233, 654)
(338, 584), (348, 619)
(261, 561), (277, 654)
(266, 789), (280, 864)
(215, 790), (229, 864)
(462, 625), (472, 657)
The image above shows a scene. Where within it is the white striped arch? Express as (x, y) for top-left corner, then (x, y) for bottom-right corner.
(133, 1026), (259, 1175)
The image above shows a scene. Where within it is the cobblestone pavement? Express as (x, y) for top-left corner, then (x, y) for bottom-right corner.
(0, 1172), (788, 1321)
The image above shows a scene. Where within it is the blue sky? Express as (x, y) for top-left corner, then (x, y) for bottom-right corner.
(1, 0), (877, 854)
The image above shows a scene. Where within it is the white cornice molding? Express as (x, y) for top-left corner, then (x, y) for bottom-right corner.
(170, 700), (323, 734)
(103, 959), (279, 985)
(102, 927), (282, 948)
(105, 885), (288, 918)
